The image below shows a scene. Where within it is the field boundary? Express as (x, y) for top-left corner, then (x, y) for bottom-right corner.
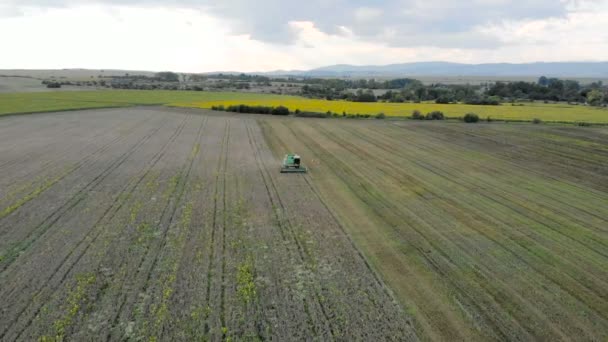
(0, 104), (169, 118)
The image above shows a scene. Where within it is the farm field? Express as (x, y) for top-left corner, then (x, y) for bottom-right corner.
(0, 108), (415, 341)
(0, 91), (286, 117)
(259, 117), (608, 340)
(1, 107), (607, 341)
(1, 90), (608, 123)
(178, 98), (608, 123)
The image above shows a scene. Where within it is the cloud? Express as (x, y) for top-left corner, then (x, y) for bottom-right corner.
(354, 7), (383, 22)
(0, 0), (607, 71)
(0, 0), (591, 49)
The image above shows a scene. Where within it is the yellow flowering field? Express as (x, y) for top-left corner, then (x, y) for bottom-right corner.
(174, 98), (608, 123)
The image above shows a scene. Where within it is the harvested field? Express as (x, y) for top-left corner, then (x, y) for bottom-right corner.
(1, 107), (608, 341)
(0, 108), (414, 341)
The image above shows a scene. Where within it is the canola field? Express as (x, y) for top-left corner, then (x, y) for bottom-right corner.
(177, 98), (608, 123)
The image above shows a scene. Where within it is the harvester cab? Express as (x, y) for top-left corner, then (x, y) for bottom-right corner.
(281, 153), (308, 173)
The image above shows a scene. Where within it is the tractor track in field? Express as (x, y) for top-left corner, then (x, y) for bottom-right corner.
(202, 120), (229, 337)
(324, 124), (566, 339)
(339, 124), (608, 325)
(0, 115), (122, 173)
(245, 122), (317, 335)
(341, 123), (608, 256)
(0, 114), (166, 223)
(257, 119), (392, 297)
(318, 123), (602, 302)
(246, 121), (337, 340)
(135, 115), (206, 327)
(353, 126), (608, 316)
(0, 115), (172, 273)
(0, 114), (151, 198)
(0, 116), (129, 194)
(390, 122), (608, 203)
(260, 119), (418, 337)
(290, 119), (607, 339)
(105, 114), (199, 341)
(0, 120), (83, 171)
(382, 123), (608, 226)
(352, 124), (608, 249)
(357, 124), (608, 259)
(284, 121), (516, 340)
(219, 120), (230, 336)
(1, 115), (189, 341)
(378, 129), (608, 264)
(4, 108), (605, 340)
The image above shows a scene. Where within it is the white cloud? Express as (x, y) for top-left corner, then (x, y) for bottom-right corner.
(354, 7), (383, 22)
(0, 6), (299, 72)
(0, 1), (606, 71)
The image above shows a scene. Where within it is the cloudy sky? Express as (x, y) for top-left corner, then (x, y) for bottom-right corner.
(1, 0), (607, 72)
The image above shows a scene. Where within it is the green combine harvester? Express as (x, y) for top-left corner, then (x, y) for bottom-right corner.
(281, 153), (308, 173)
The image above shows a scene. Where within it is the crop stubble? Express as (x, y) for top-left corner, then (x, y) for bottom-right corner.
(0, 108), (414, 341)
(3, 106), (605, 341)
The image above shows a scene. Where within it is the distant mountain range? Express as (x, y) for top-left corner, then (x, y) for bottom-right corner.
(262, 62), (608, 78)
(4, 62), (608, 80)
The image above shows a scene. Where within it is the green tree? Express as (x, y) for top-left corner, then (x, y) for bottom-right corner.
(463, 113), (479, 123)
(155, 71), (180, 82)
(587, 89), (605, 106)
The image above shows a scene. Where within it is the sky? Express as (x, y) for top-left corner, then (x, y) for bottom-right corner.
(1, 0), (607, 72)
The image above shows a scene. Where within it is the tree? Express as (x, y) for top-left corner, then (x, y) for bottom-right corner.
(46, 82), (61, 89)
(426, 111), (445, 120)
(587, 89), (605, 106)
(155, 71), (180, 82)
(353, 89), (377, 102)
(463, 113), (479, 123)
(411, 110), (424, 120)
(538, 76), (549, 86)
(271, 106), (290, 115)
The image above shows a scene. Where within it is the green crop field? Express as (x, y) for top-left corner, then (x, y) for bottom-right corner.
(261, 118), (608, 340)
(0, 90), (285, 116)
(1, 90), (608, 123)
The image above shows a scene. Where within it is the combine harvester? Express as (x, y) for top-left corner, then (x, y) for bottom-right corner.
(281, 153), (308, 173)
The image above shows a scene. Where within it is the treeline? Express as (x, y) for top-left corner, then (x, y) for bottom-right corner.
(109, 72), (181, 82)
(42, 80), (107, 87)
(299, 77), (419, 90)
(205, 73), (272, 83)
(38, 69), (608, 107)
(208, 104), (492, 123)
(206, 73), (608, 107)
(302, 89), (379, 102)
(302, 81), (495, 104)
(211, 104), (290, 115)
(300, 76), (608, 106)
(489, 77), (578, 101)
(378, 84), (496, 104)
(488, 77), (607, 105)
(206, 74), (419, 90)
(210, 104), (388, 119)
